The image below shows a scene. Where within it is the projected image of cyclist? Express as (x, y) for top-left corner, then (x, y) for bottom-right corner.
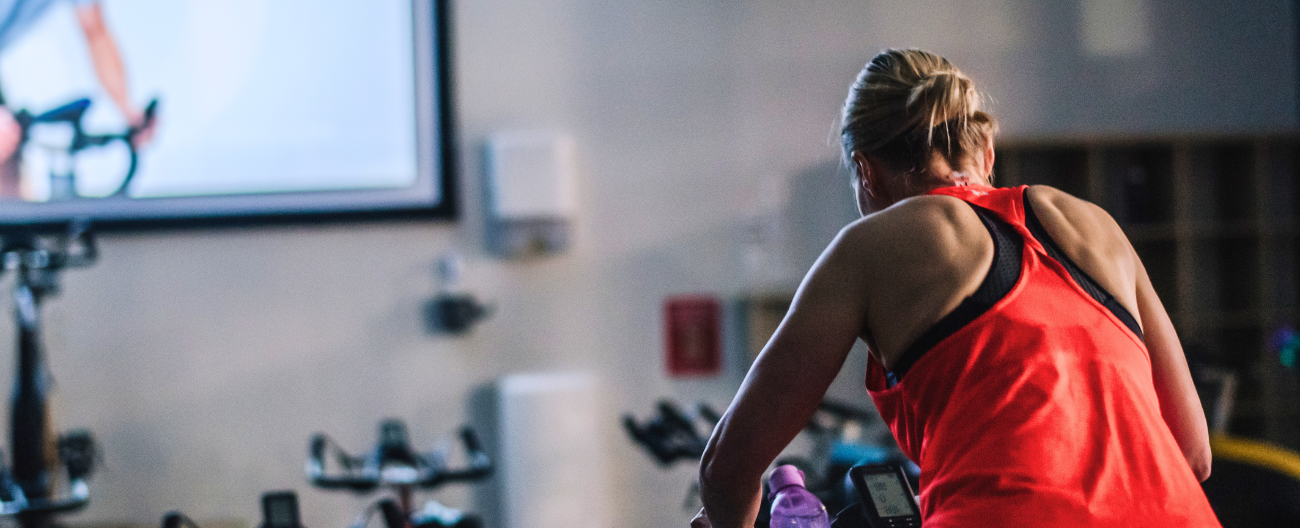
(0, 0), (157, 200)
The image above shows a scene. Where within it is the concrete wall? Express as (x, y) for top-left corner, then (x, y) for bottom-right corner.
(1, 1), (1293, 527)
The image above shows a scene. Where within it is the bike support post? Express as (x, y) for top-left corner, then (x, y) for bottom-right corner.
(3, 231), (97, 528)
(11, 277), (53, 528)
(397, 484), (414, 528)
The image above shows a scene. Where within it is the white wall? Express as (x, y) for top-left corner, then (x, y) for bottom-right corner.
(1, 1), (1293, 528)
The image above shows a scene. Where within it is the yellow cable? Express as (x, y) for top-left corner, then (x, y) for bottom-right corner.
(1210, 434), (1300, 482)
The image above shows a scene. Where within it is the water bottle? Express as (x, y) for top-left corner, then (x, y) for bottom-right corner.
(768, 465), (830, 528)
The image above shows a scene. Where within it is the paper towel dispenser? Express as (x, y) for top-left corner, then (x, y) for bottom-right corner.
(484, 131), (577, 258)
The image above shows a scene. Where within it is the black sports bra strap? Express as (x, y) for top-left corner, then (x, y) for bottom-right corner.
(887, 204), (1023, 386)
(1021, 189), (1144, 340)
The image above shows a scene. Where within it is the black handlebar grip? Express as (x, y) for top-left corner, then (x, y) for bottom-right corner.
(623, 415), (678, 466)
(309, 434), (327, 464)
(657, 400), (694, 430)
(621, 415), (643, 439)
(143, 99), (159, 122)
(459, 427), (484, 454)
(126, 98), (159, 139)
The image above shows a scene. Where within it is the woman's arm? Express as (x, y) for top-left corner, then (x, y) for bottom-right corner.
(1133, 248), (1213, 481)
(75, 2), (156, 146)
(75, 3), (131, 119)
(697, 226), (872, 528)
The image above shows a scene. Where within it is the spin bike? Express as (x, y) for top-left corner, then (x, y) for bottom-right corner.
(0, 225), (100, 528)
(307, 419), (493, 528)
(13, 97), (158, 199)
(625, 399), (915, 527)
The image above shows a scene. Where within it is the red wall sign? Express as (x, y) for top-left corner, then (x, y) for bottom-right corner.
(664, 295), (722, 376)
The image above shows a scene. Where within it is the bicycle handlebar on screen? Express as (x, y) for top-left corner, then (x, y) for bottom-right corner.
(13, 97), (159, 198)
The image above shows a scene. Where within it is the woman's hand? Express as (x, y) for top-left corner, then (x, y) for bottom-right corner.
(690, 508), (712, 528)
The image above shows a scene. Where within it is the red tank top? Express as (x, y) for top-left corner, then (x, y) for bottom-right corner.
(866, 185), (1220, 527)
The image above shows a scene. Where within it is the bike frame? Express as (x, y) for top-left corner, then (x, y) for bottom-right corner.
(0, 228), (98, 528)
(14, 98), (157, 200)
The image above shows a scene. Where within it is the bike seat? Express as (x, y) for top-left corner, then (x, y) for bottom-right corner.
(34, 99), (91, 125)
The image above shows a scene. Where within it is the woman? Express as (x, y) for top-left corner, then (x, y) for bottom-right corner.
(693, 49), (1219, 528)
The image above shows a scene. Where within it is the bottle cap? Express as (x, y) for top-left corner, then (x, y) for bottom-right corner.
(767, 465), (806, 498)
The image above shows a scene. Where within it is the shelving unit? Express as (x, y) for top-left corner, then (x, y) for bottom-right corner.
(997, 135), (1300, 448)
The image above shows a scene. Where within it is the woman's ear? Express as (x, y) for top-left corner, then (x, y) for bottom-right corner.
(851, 151), (876, 198)
(981, 134), (996, 182)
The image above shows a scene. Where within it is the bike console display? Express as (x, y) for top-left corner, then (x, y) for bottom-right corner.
(847, 464), (921, 528)
(260, 491), (302, 528)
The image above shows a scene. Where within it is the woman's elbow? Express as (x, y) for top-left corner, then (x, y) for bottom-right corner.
(1187, 448), (1212, 482)
(698, 445), (751, 494)
(1192, 456), (1211, 482)
(697, 449), (731, 492)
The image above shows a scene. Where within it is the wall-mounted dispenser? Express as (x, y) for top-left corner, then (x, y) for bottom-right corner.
(484, 131), (577, 258)
(424, 253), (491, 335)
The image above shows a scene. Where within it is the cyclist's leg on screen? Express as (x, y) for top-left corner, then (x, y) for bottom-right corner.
(0, 81), (22, 199)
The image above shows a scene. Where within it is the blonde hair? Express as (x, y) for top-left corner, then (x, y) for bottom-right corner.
(840, 49), (998, 181)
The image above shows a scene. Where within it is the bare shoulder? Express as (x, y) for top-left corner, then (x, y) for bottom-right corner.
(1025, 185), (1125, 242)
(1025, 185), (1143, 317)
(833, 194), (986, 264)
(1027, 185), (1103, 213)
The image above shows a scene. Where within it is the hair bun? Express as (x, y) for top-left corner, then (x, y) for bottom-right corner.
(907, 70), (977, 127)
(840, 49), (998, 180)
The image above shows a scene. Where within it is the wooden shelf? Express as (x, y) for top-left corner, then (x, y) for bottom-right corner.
(1120, 223), (1177, 241)
(1120, 222), (1300, 244)
(1172, 311), (1270, 329)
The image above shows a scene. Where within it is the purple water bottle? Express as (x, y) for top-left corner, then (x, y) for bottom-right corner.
(768, 465), (830, 528)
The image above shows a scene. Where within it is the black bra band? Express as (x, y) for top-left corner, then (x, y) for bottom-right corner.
(887, 204), (1023, 386)
(1021, 189), (1144, 341)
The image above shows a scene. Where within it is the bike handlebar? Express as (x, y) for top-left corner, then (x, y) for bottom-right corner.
(0, 223), (97, 272)
(624, 399), (878, 467)
(16, 97), (158, 139)
(12, 97), (159, 198)
(622, 400), (711, 466)
(306, 422), (493, 493)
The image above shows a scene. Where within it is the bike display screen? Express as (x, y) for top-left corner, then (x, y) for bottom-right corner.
(0, 0), (453, 228)
(848, 463), (922, 528)
(862, 472), (917, 517)
(261, 491), (300, 528)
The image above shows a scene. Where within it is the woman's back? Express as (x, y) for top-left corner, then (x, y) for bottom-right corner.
(861, 184), (1219, 527)
(850, 184), (1139, 370)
